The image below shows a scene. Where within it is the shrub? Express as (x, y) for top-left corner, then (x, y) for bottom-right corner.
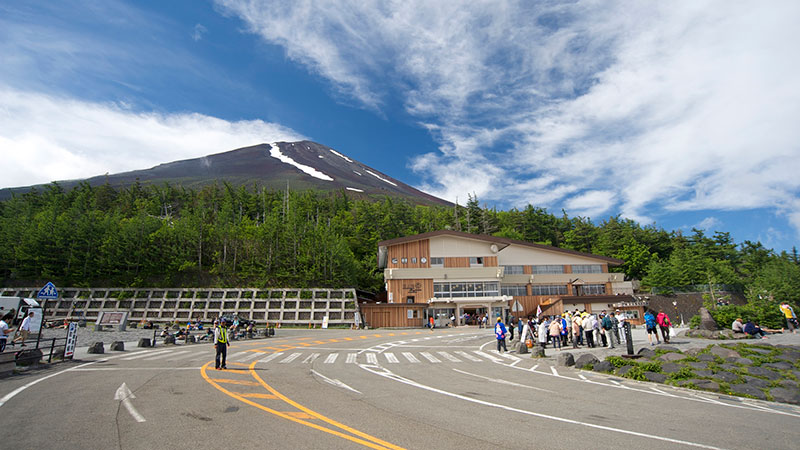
(689, 315), (701, 328)
(667, 367), (695, 381)
(706, 298), (785, 329)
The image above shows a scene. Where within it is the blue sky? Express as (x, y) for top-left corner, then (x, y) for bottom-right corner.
(1, 1), (799, 252)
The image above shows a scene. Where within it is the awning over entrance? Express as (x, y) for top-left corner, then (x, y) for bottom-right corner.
(427, 295), (511, 306)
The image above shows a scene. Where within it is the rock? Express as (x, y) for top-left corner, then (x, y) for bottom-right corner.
(719, 330), (734, 338)
(575, 354), (599, 369)
(87, 342), (104, 354)
(692, 379), (721, 391)
(710, 346), (740, 359)
(780, 380), (799, 390)
(729, 384), (767, 400)
(726, 357), (753, 365)
(746, 367), (782, 380)
(617, 365), (635, 376)
(14, 349), (43, 366)
(712, 371), (741, 383)
(110, 341), (125, 351)
(770, 387), (800, 405)
(659, 346), (681, 353)
(556, 353), (575, 367)
(685, 348), (703, 356)
(164, 335), (176, 345)
(533, 346), (546, 358)
(688, 362), (708, 370)
(697, 353), (716, 362)
(731, 333), (751, 340)
(517, 341), (529, 354)
(138, 338), (152, 348)
(698, 307), (717, 331)
(637, 348), (656, 358)
(779, 350), (800, 362)
(710, 331), (721, 339)
(644, 372), (668, 383)
(695, 370), (714, 378)
(661, 363), (683, 374)
(747, 347), (772, 355)
(593, 361), (614, 373)
(659, 353), (685, 362)
(718, 363), (739, 371)
(763, 362), (794, 371)
(741, 376), (770, 389)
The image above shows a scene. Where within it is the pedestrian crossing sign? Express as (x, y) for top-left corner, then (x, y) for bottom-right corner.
(37, 282), (59, 299)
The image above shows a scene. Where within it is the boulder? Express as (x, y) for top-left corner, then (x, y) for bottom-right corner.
(137, 338), (152, 348)
(593, 361), (614, 373)
(688, 362), (709, 370)
(694, 370), (714, 378)
(780, 379), (799, 390)
(14, 349), (43, 366)
(517, 341), (529, 354)
(731, 333), (751, 340)
(659, 353), (685, 362)
(110, 341), (125, 351)
(763, 362), (794, 371)
(637, 348), (656, 358)
(575, 354), (599, 369)
(710, 346), (740, 359)
(556, 352), (575, 367)
(726, 357), (753, 365)
(741, 376), (770, 389)
(692, 379), (721, 392)
(718, 363), (740, 371)
(164, 335), (176, 345)
(729, 384), (767, 400)
(712, 371), (741, 383)
(617, 365), (635, 376)
(779, 350), (800, 362)
(770, 387), (800, 405)
(747, 347), (773, 355)
(660, 363), (683, 374)
(685, 348), (703, 356)
(719, 330), (735, 338)
(698, 307), (717, 331)
(697, 353), (716, 362)
(87, 342), (104, 354)
(659, 346), (681, 353)
(644, 372), (668, 383)
(746, 366), (782, 380)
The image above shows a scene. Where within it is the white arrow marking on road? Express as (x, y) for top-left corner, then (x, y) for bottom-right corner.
(114, 383), (145, 423)
(310, 370), (361, 394)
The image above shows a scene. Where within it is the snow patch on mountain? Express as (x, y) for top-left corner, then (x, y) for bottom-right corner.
(269, 144), (333, 181)
(365, 169), (397, 187)
(353, 170), (362, 176)
(329, 149), (353, 163)
(346, 187), (364, 192)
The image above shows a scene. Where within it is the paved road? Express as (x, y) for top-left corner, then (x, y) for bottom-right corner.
(1, 328), (799, 449)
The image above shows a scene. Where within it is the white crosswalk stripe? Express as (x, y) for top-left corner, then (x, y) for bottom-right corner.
(279, 353), (302, 363)
(167, 352), (199, 362)
(258, 353), (283, 364)
(121, 349), (172, 360)
(144, 350), (191, 361)
(455, 351), (482, 362)
(384, 353), (399, 363)
(346, 353), (358, 364)
(437, 351), (460, 362)
(402, 352), (420, 363)
(420, 352), (441, 363)
(303, 353), (320, 364)
(324, 353), (338, 364)
(366, 353), (378, 364)
(238, 352), (263, 362)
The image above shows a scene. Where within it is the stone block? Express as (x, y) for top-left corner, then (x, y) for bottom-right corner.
(780, 379), (799, 390)
(556, 353), (575, 367)
(637, 348), (656, 358)
(138, 338), (152, 348)
(685, 348), (703, 356)
(14, 349), (43, 366)
(659, 353), (685, 362)
(644, 372), (668, 383)
(741, 376), (770, 389)
(110, 341), (124, 351)
(712, 371), (741, 383)
(688, 362), (708, 369)
(710, 346), (740, 359)
(731, 333), (751, 340)
(694, 370), (714, 378)
(164, 335), (176, 345)
(746, 366), (782, 380)
(747, 347), (772, 355)
(770, 387), (800, 405)
(593, 361), (613, 373)
(729, 384), (767, 400)
(660, 363), (682, 374)
(617, 365), (634, 376)
(697, 353), (716, 362)
(718, 363), (739, 371)
(87, 342), (104, 354)
(517, 341), (529, 354)
(574, 353), (599, 369)
(726, 357), (753, 365)
(692, 379), (721, 391)
(763, 362), (794, 371)
(779, 350), (800, 362)
(698, 307), (717, 331)
(659, 346), (681, 353)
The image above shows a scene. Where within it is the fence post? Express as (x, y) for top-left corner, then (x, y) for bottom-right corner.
(48, 337), (56, 363)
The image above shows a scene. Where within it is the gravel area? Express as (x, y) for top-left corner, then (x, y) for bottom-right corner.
(37, 327), (162, 348)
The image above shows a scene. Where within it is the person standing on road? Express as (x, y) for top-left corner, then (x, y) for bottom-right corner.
(495, 317), (508, 353)
(780, 302), (798, 333)
(12, 311), (34, 347)
(601, 313), (615, 348)
(548, 316), (562, 350)
(582, 314), (594, 348)
(645, 310), (660, 346)
(656, 310), (672, 344)
(0, 313), (14, 353)
(429, 316), (435, 332)
(214, 319), (229, 370)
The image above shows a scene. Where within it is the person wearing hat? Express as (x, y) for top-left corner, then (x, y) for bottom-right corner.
(214, 318), (229, 369)
(494, 317), (508, 353)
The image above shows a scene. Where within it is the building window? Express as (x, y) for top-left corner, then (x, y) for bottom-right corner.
(434, 281), (499, 298)
(501, 285), (527, 296)
(572, 264), (602, 274)
(582, 284), (606, 295)
(420, 257), (427, 264)
(530, 285), (568, 295)
(391, 258), (398, 264)
(531, 265), (564, 274)
(411, 257), (417, 264)
(469, 257), (484, 267)
(430, 257), (444, 267)
(401, 257), (408, 264)
(502, 265), (524, 275)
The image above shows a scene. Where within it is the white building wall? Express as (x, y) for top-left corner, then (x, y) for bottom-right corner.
(429, 236), (496, 257)
(496, 245), (607, 265)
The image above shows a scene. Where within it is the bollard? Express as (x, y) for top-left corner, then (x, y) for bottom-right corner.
(624, 322), (634, 356)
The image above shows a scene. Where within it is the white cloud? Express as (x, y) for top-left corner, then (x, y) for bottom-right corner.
(216, 1), (800, 236)
(192, 23), (208, 41)
(0, 88), (305, 189)
(695, 217), (722, 232)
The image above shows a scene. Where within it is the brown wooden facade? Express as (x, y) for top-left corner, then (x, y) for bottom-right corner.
(360, 303), (427, 328)
(386, 279), (434, 304)
(387, 239), (430, 269)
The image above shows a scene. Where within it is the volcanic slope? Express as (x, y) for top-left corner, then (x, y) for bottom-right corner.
(0, 141), (450, 206)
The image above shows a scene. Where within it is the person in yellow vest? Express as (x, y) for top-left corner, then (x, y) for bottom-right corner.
(214, 318), (229, 370)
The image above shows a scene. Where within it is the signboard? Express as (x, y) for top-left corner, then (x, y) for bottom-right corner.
(322, 315), (329, 329)
(64, 322), (78, 358)
(354, 312), (361, 327)
(37, 282), (59, 299)
(407, 309), (414, 319)
(511, 300), (524, 312)
(96, 311), (128, 331)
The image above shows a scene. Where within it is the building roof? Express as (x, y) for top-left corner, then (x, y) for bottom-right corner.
(378, 230), (624, 265)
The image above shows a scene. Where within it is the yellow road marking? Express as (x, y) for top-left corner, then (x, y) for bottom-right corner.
(200, 363), (402, 450)
(284, 411), (315, 419)
(237, 393), (278, 399)
(212, 378), (260, 386)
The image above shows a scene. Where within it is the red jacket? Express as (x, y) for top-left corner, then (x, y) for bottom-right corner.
(656, 312), (671, 327)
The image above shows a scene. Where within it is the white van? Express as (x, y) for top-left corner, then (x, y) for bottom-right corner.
(0, 297), (43, 333)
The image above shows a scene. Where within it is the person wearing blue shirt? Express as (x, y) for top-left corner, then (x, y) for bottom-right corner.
(644, 311), (660, 346)
(495, 317), (508, 353)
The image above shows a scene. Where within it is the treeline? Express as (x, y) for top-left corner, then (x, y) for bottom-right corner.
(0, 183), (798, 305)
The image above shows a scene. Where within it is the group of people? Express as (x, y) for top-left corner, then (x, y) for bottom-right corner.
(731, 318), (768, 338)
(493, 309), (636, 353)
(0, 311), (35, 353)
(644, 309), (673, 345)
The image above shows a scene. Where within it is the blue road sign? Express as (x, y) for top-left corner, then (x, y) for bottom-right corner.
(37, 282), (59, 299)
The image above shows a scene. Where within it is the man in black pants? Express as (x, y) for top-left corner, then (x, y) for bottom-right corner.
(214, 318), (229, 370)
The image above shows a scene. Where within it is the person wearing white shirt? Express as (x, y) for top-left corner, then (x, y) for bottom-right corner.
(13, 311), (34, 347)
(0, 314), (15, 352)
